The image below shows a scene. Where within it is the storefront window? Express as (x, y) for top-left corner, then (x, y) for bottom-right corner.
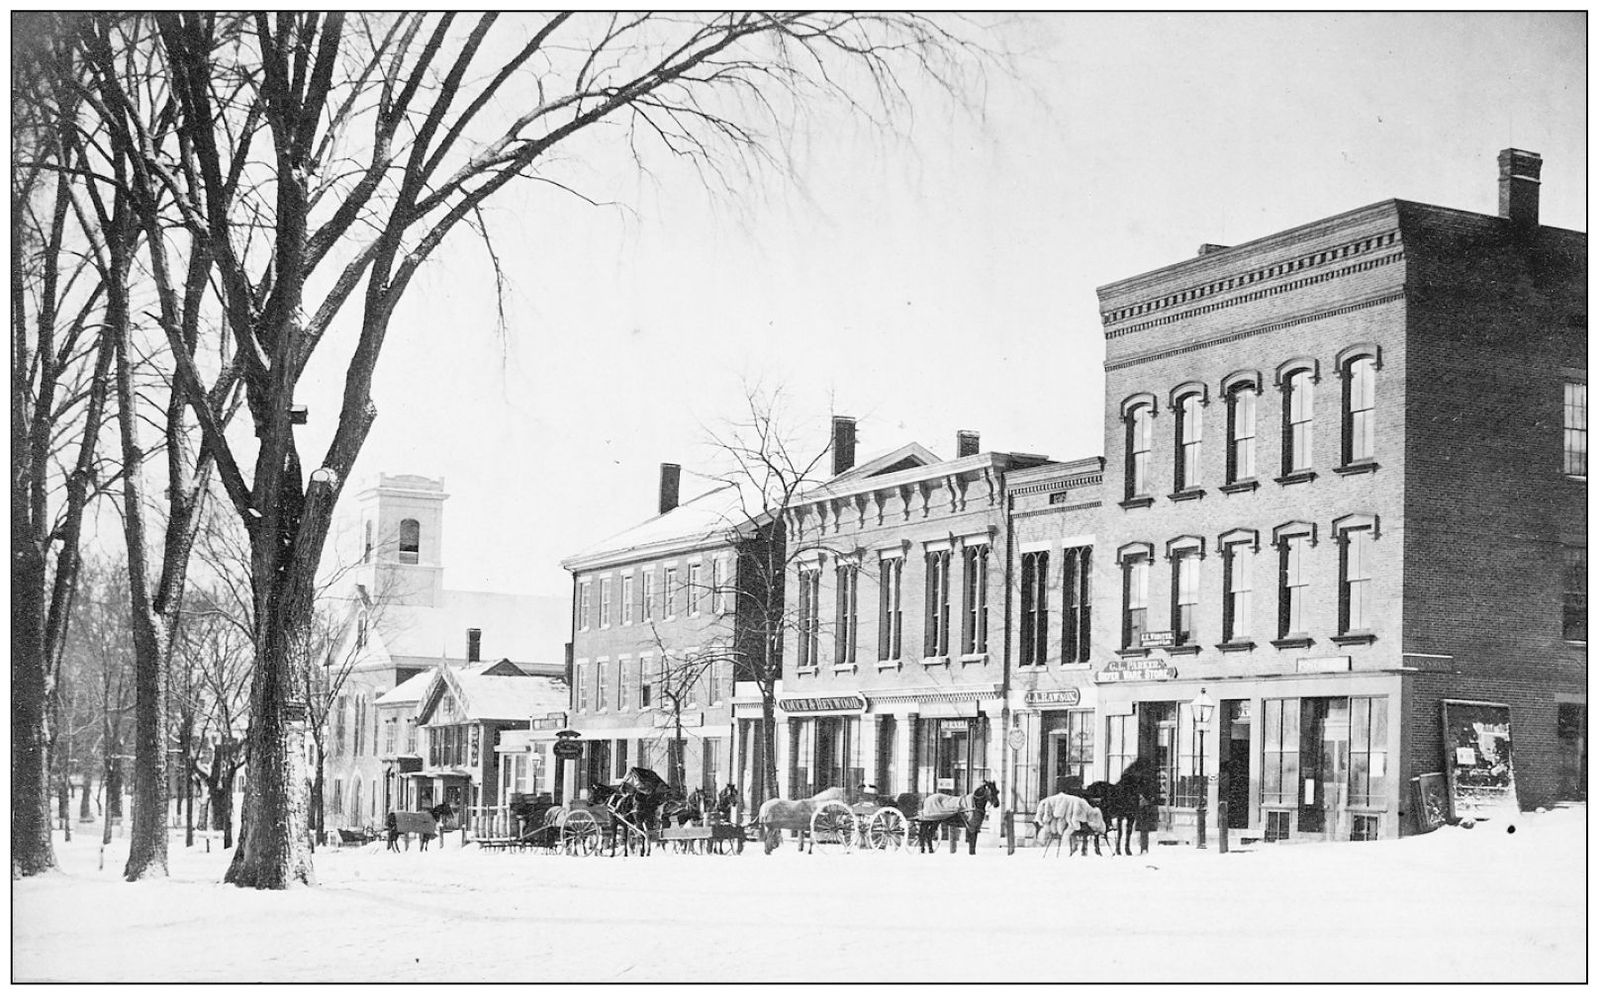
(1105, 713), (1137, 784)
(1040, 710), (1095, 797)
(1348, 696), (1388, 807)
(916, 716), (988, 796)
(1261, 698), (1299, 806)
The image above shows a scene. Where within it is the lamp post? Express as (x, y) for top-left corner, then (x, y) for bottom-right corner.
(1188, 688), (1214, 850)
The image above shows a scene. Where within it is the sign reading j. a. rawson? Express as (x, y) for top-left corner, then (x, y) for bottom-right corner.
(1094, 658), (1177, 683)
(779, 694), (867, 714)
(1025, 688), (1082, 707)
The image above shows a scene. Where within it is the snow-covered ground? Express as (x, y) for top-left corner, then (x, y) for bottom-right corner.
(13, 805), (1585, 983)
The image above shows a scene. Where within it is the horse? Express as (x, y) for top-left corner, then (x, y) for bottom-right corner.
(589, 769), (672, 856)
(1084, 763), (1154, 856)
(419, 802), (454, 851)
(1034, 791), (1107, 857)
(663, 787), (707, 830)
(712, 783), (740, 823)
(916, 780), (999, 854)
(756, 787), (845, 853)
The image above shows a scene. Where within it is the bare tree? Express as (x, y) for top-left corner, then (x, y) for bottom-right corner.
(21, 11), (996, 888)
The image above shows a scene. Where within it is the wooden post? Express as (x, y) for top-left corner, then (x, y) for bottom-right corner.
(1005, 810), (1015, 854)
(949, 823), (958, 853)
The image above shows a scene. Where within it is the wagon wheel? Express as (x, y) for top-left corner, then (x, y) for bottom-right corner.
(867, 807), (909, 851)
(562, 810), (601, 857)
(809, 800), (856, 853)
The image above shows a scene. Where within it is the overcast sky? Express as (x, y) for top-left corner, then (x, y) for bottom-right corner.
(297, 11), (1585, 599)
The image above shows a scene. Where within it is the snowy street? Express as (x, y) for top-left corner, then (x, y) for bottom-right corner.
(12, 805), (1585, 983)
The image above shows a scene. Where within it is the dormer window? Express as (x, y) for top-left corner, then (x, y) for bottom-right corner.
(399, 518), (420, 564)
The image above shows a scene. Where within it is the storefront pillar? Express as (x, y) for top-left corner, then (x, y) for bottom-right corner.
(896, 714), (917, 797)
(981, 701), (1006, 842)
(774, 712), (791, 800)
(860, 715), (881, 795)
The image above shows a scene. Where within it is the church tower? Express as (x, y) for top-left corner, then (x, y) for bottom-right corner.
(353, 473), (449, 608)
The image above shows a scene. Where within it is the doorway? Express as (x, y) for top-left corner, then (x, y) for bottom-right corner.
(1222, 699), (1251, 829)
(1297, 697), (1348, 837)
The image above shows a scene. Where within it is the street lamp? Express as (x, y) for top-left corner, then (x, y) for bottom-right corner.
(1188, 688), (1214, 850)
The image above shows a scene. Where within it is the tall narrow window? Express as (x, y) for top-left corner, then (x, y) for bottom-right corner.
(711, 559), (727, 614)
(798, 568), (821, 667)
(1019, 551), (1049, 666)
(1125, 403), (1155, 499)
(961, 544), (989, 655)
(637, 657), (653, 709)
(575, 662), (590, 712)
(1121, 553), (1150, 649)
(1343, 356), (1377, 463)
(1227, 384), (1257, 483)
(642, 571), (655, 622)
(1564, 546), (1587, 642)
(1339, 526), (1375, 634)
(687, 563), (702, 617)
(924, 548), (952, 657)
(1564, 382), (1587, 477)
(878, 556), (903, 661)
(663, 567), (678, 619)
(1278, 533), (1312, 638)
(1171, 550), (1200, 645)
(1261, 698), (1300, 806)
(399, 518), (420, 563)
(1283, 371), (1313, 474)
(597, 658), (612, 711)
(1175, 393), (1203, 490)
(1063, 547), (1092, 663)
(1222, 542), (1253, 643)
(622, 574), (634, 624)
(363, 521), (374, 563)
(578, 581), (592, 631)
(599, 578), (613, 628)
(834, 563), (859, 665)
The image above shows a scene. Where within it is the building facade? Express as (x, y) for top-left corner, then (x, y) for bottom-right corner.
(556, 466), (771, 803)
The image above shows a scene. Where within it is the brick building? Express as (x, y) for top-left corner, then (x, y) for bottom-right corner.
(1080, 147), (1584, 842)
(772, 421), (1049, 816)
(556, 466), (772, 803)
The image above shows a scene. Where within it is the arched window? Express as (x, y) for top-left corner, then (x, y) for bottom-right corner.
(1225, 381), (1258, 484)
(399, 518), (420, 564)
(1117, 543), (1153, 649)
(1342, 355), (1378, 465)
(1174, 392), (1204, 491)
(1282, 370), (1314, 475)
(1124, 401), (1155, 500)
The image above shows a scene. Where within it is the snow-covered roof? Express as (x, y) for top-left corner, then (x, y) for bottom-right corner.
(375, 668), (436, 708)
(453, 672), (568, 723)
(561, 484), (755, 572)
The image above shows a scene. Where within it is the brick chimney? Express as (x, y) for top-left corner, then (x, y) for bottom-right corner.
(658, 463), (681, 515)
(1197, 243), (1231, 256)
(1498, 148), (1542, 233)
(466, 628), (481, 664)
(956, 430), (981, 458)
(831, 416), (857, 476)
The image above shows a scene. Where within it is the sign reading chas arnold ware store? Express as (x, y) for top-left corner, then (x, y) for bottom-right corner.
(1094, 657), (1177, 683)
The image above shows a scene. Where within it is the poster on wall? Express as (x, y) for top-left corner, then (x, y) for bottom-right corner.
(1440, 700), (1518, 819)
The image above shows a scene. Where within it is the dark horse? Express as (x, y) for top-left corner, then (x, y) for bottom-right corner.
(419, 801), (454, 851)
(590, 768), (673, 856)
(916, 780), (999, 854)
(1083, 760), (1154, 856)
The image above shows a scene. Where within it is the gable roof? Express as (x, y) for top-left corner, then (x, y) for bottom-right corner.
(827, 442), (941, 485)
(562, 483), (758, 572)
(414, 661), (568, 725)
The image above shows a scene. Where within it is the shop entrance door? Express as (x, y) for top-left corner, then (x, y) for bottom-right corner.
(1138, 702), (1178, 832)
(1298, 697), (1348, 838)
(937, 720), (971, 795)
(1223, 700), (1251, 829)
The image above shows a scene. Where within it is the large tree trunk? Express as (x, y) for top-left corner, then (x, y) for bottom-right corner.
(760, 692), (780, 803)
(105, 755), (123, 821)
(311, 744), (325, 849)
(11, 553), (57, 877)
(225, 591), (315, 887)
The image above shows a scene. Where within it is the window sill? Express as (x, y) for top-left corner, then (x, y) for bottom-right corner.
(1119, 495), (1156, 510)
(1334, 461), (1380, 476)
(1271, 636), (1314, 650)
(1115, 647), (1151, 659)
(832, 662), (858, 673)
(1165, 644), (1201, 656)
(795, 666), (819, 677)
(1274, 470), (1317, 486)
(1058, 661), (1092, 670)
(921, 656), (950, 667)
(1331, 632), (1378, 645)
(1216, 640), (1256, 653)
(876, 659), (903, 670)
(1220, 479), (1259, 495)
(1167, 488), (1206, 503)
(1564, 473), (1586, 483)
(959, 652), (990, 665)
(1563, 640), (1587, 648)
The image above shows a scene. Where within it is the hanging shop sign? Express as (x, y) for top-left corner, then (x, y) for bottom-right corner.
(1094, 658), (1177, 683)
(780, 693), (868, 715)
(1139, 631), (1175, 648)
(551, 740), (582, 760)
(1006, 728), (1027, 751)
(529, 713), (568, 731)
(1025, 688), (1082, 708)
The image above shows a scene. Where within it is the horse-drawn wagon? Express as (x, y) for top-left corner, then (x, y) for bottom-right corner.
(756, 787), (912, 853)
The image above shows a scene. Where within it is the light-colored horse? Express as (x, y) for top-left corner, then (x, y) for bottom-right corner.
(1034, 792), (1107, 857)
(756, 787), (845, 853)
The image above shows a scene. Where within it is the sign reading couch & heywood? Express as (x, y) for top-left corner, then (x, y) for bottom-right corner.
(780, 693), (868, 714)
